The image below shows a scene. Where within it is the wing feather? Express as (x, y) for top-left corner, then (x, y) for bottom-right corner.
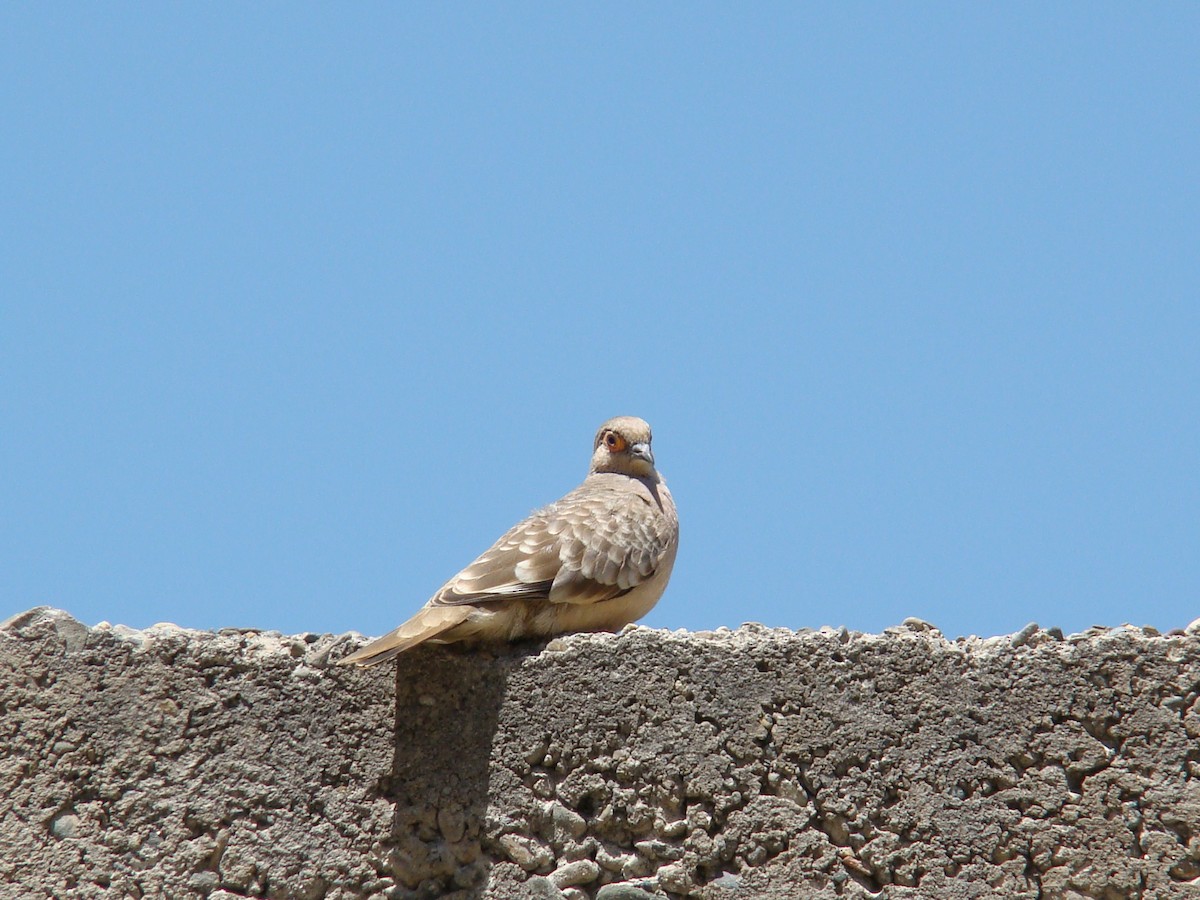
(430, 478), (675, 609)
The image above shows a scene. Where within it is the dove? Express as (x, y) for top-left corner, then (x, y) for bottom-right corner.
(338, 416), (679, 667)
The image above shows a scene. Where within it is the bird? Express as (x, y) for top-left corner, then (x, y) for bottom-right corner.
(338, 416), (679, 667)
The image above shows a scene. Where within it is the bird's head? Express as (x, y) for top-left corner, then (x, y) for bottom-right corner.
(590, 416), (658, 478)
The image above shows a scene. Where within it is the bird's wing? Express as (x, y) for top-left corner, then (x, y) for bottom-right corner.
(430, 484), (674, 608)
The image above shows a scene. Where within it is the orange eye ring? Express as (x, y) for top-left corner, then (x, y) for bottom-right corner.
(604, 432), (627, 452)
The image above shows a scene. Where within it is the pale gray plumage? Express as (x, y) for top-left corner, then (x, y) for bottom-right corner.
(339, 416), (679, 667)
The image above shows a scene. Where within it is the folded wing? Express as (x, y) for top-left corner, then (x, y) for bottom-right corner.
(432, 486), (673, 608)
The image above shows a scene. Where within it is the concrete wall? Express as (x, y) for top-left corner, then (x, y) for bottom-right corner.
(3, 606), (1200, 900)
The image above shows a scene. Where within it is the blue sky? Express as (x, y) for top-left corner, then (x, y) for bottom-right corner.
(3, 6), (1197, 641)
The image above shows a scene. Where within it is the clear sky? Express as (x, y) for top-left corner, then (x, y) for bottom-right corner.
(3, 6), (1197, 642)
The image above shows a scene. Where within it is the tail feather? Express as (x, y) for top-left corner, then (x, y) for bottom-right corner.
(338, 606), (471, 667)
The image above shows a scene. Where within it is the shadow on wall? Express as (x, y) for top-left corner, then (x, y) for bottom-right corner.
(382, 646), (512, 898)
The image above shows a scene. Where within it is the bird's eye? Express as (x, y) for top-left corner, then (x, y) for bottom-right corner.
(604, 432), (627, 452)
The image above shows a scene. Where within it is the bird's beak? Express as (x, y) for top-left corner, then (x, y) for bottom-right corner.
(630, 442), (654, 466)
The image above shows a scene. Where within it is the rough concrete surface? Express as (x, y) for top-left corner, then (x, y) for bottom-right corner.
(3, 608), (1200, 900)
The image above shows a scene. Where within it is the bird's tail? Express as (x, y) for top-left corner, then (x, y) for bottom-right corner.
(338, 606), (472, 667)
